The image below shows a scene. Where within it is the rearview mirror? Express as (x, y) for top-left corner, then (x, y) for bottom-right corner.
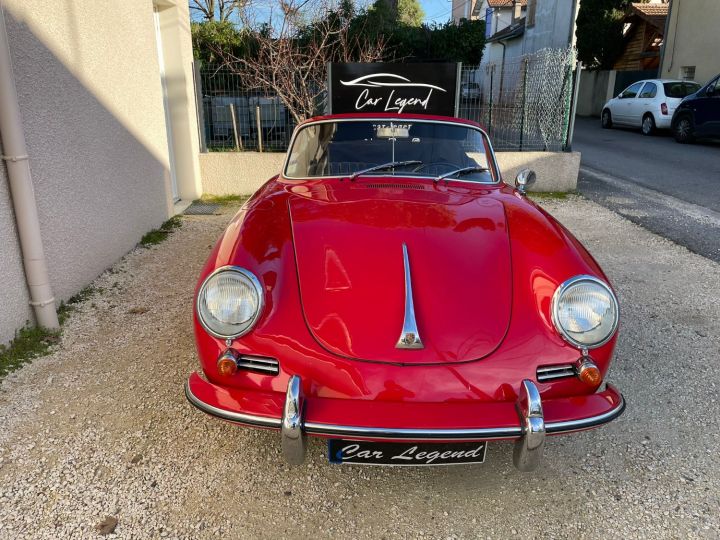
(515, 169), (536, 194)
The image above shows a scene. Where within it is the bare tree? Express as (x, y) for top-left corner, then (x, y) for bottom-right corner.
(208, 0), (386, 122)
(190, 0), (246, 22)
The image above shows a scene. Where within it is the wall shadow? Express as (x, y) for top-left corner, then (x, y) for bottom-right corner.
(2, 9), (172, 314)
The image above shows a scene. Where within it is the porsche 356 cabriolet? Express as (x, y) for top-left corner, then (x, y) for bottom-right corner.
(185, 113), (625, 470)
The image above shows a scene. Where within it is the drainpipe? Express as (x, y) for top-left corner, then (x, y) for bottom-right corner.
(0, 4), (59, 329)
(659, 0), (675, 77)
(498, 40), (507, 103)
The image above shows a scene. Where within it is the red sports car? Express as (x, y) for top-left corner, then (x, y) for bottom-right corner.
(185, 113), (625, 470)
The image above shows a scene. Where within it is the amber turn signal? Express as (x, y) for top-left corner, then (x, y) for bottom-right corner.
(217, 351), (238, 377)
(576, 359), (602, 386)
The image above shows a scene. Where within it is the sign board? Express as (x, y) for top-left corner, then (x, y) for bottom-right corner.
(329, 63), (460, 116)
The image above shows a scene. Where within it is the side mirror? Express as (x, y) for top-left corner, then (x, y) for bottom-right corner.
(515, 169), (536, 194)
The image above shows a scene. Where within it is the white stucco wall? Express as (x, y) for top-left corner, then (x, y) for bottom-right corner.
(520, 0), (577, 55)
(0, 142), (34, 344)
(199, 151), (579, 196)
(0, 0), (198, 344)
(496, 151), (580, 193)
(576, 69), (617, 118)
(2, 0), (173, 304)
(200, 152), (285, 195)
(660, 0), (720, 85)
(155, 0), (203, 201)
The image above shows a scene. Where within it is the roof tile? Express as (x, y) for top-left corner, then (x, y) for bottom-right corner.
(629, 2), (668, 30)
(631, 2), (669, 16)
(487, 0), (527, 8)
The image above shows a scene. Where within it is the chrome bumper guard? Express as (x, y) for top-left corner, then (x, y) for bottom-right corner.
(281, 376), (306, 465)
(186, 377), (625, 472)
(513, 379), (545, 471)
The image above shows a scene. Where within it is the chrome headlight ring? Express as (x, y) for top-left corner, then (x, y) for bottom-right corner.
(196, 266), (264, 340)
(550, 275), (619, 350)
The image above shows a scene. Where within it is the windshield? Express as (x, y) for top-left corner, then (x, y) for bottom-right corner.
(664, 82), (701, 98)
(284, 120), (496, 183)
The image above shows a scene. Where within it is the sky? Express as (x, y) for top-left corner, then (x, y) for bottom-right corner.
(190, 0), (458, 26)
(420, 0), (456, 25)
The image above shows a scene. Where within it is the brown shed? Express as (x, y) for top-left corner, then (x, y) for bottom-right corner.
(613, 3), (668, 71)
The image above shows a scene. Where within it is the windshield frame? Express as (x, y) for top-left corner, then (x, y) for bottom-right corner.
(281, 117), (501, 185)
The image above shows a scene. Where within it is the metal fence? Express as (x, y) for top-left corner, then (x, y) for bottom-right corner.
(459, 48), (576, 151)
(198, 65), (298, 152)
(197, 48), (576, 153)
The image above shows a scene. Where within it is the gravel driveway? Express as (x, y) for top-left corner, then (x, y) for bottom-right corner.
(0, 197), (718, 539)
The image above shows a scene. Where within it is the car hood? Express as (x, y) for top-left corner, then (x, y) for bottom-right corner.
(287, 180), (512, 364)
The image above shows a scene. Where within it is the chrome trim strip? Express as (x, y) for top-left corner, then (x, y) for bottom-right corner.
(236, 362), (278, 374)
(302, 422), (521, 440)
(538, 365), (575, 373)
(303, 394), (624, 440)
(281, 117), (502, 184)
(237, 358), (278, 366)
(537, 371), (575, 381)
(513, 380), (545, 471)
(184, 380), (281, 429)
(396, 243), (424, 349)
(186, 379), (625, 441)
(538, 366), (574, 372)
(545, 393), (626, 434)
(236, 355), (280, 375)
(536, 364), (576, 382)
(281, 375), (307, 465)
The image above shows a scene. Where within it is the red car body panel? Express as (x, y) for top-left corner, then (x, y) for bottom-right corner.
(289, 186), (511, 364)
(194, 179), (616, 400)
(188, 113), (623, 460)
(187, 371), (623, 441)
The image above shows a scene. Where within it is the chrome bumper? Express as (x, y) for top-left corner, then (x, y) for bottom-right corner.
(185, 376), (625, 472)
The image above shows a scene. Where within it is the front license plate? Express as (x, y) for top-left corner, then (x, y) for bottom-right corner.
(328, 439), (487, 466)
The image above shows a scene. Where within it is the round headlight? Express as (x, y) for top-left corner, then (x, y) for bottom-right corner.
(551, 275), (619, 349)
(196, 267), (264, 339)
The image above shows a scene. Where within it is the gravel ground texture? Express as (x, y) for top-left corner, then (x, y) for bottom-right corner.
(0, 196), (718, 539)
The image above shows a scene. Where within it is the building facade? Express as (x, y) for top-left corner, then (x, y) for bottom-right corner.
(482, 0), (578, 67)
(0, 0), (201, 344)
(451, 0), (526, 37)
(660, 0), (720, 85)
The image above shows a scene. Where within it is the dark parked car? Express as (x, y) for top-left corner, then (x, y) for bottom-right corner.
(672, 74), (720, 143)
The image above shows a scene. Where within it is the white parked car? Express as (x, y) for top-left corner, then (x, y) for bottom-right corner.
(461, 82), (481, 100)
(601, 79), (702, 135)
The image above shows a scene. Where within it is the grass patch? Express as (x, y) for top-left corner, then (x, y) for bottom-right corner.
(197, 194), (249, 206)
(57, 285), (102, 324)
(2, 276), (112, 378)
(3, 282), (107, 378)
(139, 216), (183, 247)
(529, 191), (576, 200)
(0, 324), (60, 379)
(1, 270), (118, 379)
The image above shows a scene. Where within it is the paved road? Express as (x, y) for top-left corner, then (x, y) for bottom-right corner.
(573, 116), (720, 262)
(573, 116), (720, 210)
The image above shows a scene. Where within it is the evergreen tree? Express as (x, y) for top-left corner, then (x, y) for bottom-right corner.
(576, 0), (630, 70)
(398, 0), (424, 26)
